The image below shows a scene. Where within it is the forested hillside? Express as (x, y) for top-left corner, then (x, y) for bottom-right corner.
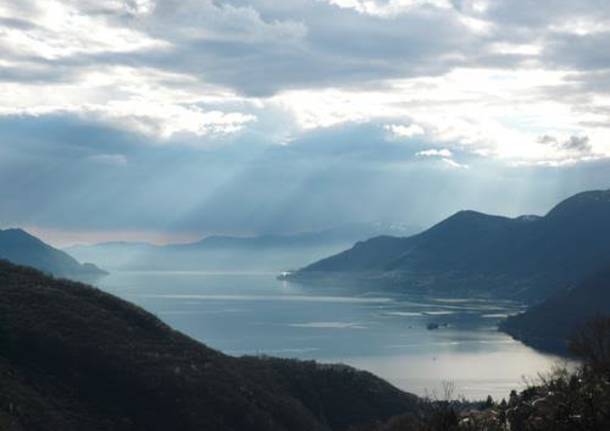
(0, 260), (417, 431)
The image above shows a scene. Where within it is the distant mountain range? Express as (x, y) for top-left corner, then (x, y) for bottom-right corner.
(0, 228), (106, 278)
(0, 260), (418, 430)
(290, 190), (610, 301)
(500, 264), (610, 353)
(65, 223), (420, 272)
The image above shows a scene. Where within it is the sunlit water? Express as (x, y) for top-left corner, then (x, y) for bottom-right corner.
(95, 271), (569, 401)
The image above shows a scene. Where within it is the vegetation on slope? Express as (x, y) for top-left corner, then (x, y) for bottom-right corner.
(0, 260), (417, 431)
(500, 265), (610, 353)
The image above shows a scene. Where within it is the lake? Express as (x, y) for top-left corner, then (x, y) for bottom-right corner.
(95, 271), (569, 401)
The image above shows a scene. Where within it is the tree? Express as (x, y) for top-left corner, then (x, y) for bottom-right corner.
(569, 316), (610, 374)
(484, 395), (494, 408)
(0, 321), (9, 354)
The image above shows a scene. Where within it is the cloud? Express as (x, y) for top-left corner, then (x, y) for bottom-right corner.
(324, 0), (453, 17)
(0, 0), (167, 61)
(89, 103), (257, 140)
(2, 0), (610, 162)
(3, 0), (610, 240)
(1, 114), (609, 242)
(415, 148), (468, 168)
(386, 124), (425, 138)
(0, 0), (488, 95)
(441, 158), (469, 169)
(416, 148), (453, 157)
(537, 134), (593, 154)
(0, 64), (258, 141)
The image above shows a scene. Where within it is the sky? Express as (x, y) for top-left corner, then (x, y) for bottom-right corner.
(2, 0), (610, 246)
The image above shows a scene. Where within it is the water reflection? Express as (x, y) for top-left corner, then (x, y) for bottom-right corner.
(96, 271), (569, 400)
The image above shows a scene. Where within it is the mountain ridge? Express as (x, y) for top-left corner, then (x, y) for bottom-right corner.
(65, 223), (421, 272)
(0, 228), (106, 278)
(290, 189), (610, 301)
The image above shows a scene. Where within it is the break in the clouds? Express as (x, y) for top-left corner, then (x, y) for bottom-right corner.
(2, 0), (610, 242)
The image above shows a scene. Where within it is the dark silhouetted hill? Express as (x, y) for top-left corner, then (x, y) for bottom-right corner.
(500, 265), (610, 353)
(0, 228), (106, 278)
(0, 260), (418, 431)
(291, 190), (610, 301)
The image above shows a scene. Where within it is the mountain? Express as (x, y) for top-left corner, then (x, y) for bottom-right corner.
(65, 223), (420, 272)
(290, 190), (610, 301)
(0, 260), (418, 430)
(500, 265), (610, 353)
(0, 228), (106, 278)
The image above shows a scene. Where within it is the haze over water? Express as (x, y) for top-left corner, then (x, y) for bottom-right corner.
(96, 271), (567, 400)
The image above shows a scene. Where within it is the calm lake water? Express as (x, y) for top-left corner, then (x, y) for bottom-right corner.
(96, 271), (568, 400)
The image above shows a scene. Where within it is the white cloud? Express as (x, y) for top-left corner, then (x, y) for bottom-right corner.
(386, 124), (425, 138)
(489, 43), (542, 56)
(415, 148), (468, 168)
(416, 148), (452, 157)
(272, 67), (610, 164)
(324, 0), (453, 17)
(0, 0), (168, 60)
(0, 0), (610, 166)
(0, 65), (257, 140)
(87, 103), (257, 139)
(441, 158), (469, 169)
(465, 0), (490, 14)
(549, 18), (610, 36)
